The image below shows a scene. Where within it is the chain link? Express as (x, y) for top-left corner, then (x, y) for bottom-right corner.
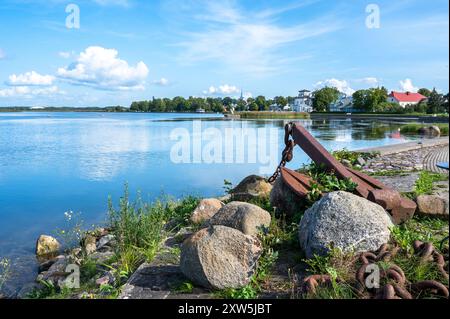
(267, 122), (295, 184)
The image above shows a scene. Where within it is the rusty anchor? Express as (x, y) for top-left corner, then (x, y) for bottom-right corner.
(268, 123), (417, 224)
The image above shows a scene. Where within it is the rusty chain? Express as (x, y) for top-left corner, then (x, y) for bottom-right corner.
(301, 241), (449, 299)
(267, 122), (296, 184)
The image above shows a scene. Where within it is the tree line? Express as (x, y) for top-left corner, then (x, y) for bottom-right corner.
(312, 87), (449, 114)
(129, 96), (296, 113)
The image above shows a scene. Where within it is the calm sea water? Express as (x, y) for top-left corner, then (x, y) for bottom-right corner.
(0, 112), (412, 294)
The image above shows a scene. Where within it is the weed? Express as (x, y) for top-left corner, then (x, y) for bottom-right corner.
(0, 258), (11, 291)
(175, 281), (194, 294)
(223, 179), (233, 195)
(55, 211), (85, 251)
(391, 216), (449, 254)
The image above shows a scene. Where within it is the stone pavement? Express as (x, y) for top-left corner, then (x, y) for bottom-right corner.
(361, 139), (449, 174)
(424, 146), (449, 173)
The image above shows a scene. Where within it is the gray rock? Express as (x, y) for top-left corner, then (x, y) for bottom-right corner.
(356, 157), (366, 166)
(190, 198), (224, 224)
(270, 177), (305, 217)
(97, 234), (115, 250)
(180, 225), (262, 290)
(419, 126), (441, 137)
(209, 201), (271, 236)
(36, 255), (69, 285)
(36, 235), (60, 257)
(119, 263), (210, 299)
(298, 191), (394, 258)
(341, 159), (352, 168)
(38, 258), (56, 273)
(416, 195), (449, 218)
(231, 175), (272, 201)
(96, 271), (115, 286)
(90, 251), (115, 264)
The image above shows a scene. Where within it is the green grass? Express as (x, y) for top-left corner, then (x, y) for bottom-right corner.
(29, 187), (201, 299)
(414, 171), (448, 196)
(107, 187), (200, 277)
(400, 123), (449, 136)
(238, 111), (310, 119)
(369, 170), (411, 177)
(330, 148), (377, 167)
(391, 216), (449, 254)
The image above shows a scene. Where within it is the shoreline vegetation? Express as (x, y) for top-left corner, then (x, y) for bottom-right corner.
(0, 106), (448, 122)
(8, 145), (448, 300)
(238, 111), (310, 119)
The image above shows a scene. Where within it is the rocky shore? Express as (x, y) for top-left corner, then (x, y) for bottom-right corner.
(4, 141), (449, 300)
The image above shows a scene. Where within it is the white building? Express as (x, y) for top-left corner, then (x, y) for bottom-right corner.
(329, 93), (354, 112)
(387, 91), (427, 108)
(291, 89), (313, 113)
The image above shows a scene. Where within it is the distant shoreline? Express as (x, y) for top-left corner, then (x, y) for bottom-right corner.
(0, 108), (448, 123)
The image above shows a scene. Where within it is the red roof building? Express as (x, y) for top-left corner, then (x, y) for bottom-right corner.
(388, 91), (427, 107)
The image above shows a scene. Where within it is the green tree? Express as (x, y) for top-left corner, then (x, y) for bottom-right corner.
(418, 88), (432, 97)
(236, 99), (247, 111)
(352, 90), (370, 111)
(274, 96), (287, 108)
(255, 95), (269, 111)
(367, 87), (388, 112)
(313, 87), (340, 112)
(427, 88), (444, 114)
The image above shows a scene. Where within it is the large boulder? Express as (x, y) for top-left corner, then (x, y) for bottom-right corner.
(36, 235), (60, 257)
(299, 191), (394, 258)
(419, 126), (441, 137)
(231, 175), (272, 201)
(209, 201), (271, 236)
(190, 198), (224, 224)
(270, 177), (305, 218)
(180, 226), (262, 290)
(416, 195), (449, 218)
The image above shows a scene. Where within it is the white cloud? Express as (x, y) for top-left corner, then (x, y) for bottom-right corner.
(153, 78), (169, 86)
(0, 86), (61, 98)
(0, 49), (5, 60)
(315, 78), (355, 96)
(203, 84), (240, 96)
(242, 91), (253, 99)
(399, 78), (418, 92)
(176, 1), (340, 75)
(57, 46), (149, 91)
(59, 51), (74, 59)
(359, 77), (379, 87)
(7, 71), (55, 86)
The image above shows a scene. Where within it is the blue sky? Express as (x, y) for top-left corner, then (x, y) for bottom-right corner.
(0, 0), (448, 107)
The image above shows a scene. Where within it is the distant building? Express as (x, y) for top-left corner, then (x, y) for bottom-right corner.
(329, 93), (354, 112)
(291, 89), (313, 113)
(387, 91), (427, 108)
(269, 103), (291, 112)
(269, 103), (281, 111)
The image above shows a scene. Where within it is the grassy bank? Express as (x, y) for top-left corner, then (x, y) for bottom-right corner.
(400, 123), (449, 136)
(238, 111), (310, 119)
(311, 112), (449, 118)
